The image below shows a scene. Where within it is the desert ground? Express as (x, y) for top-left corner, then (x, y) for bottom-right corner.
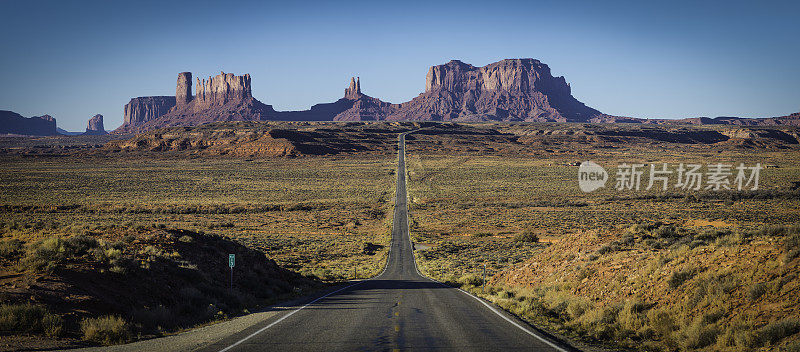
(1, 121), (799, 351)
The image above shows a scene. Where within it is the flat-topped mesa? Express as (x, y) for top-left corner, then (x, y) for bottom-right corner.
(425, 58), (569, 95)
(123, 96), (176, 128)
(0, 111), (58, 135)
(344, 77), (362, 99)
(402, 58), (600, 122)
(195, 72), (252, 106)
(176, 72), (193, 106)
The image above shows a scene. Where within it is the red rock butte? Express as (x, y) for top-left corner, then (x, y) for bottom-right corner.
(113, 59), (800, 133)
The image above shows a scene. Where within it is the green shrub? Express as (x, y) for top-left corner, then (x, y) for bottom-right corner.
(785, 235), (800, 263)
(647, 308), (678, 338)
(81, 315), (131, 345)
(668, 268), (695, 288)
(459, 274), (483, 287)
(513, 230), (538, 243)
(754, 319), (800, 347)
(0, 303), (46, 332)
(575, 305), (619, 340)
(653, 225), (679, 238)
(0, 239), (24, 257)
(32, 237), (64, 261)
(63, 235), (99, 255)
(565, 298), (591, 320)
(542, 289), (572, 316)
(748, 282), (768, 301)
(681, 316), (720, 349)
(42, 313), (63, 337)
(758, 224), (800, 237)
(597, 243), (621, 255)
(617, 300), (649, 335)
(105, 248), (122, 259)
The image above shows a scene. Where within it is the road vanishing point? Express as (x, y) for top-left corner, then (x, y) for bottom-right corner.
(195, 132), (571, 351)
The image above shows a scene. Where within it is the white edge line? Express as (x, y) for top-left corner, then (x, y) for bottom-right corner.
(454, 287), (569, 352)
(402, 131), (568, 352)
(217, 281), (365, 352)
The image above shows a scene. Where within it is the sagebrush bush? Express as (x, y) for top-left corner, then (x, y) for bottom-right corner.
(617, 300), (649, 336)
(513, 230), (538, 243)
(0, 303), (46, 332)
(647, 308), (678, 338)
(758, 223), (800, 237)
(458, 274), (483, 287)
(0, 239), (24, 257)
(748, 282), (768, 301)
(784, 235), (800, 264)
(42, 313), (63, 337)
(681, 316), (720, 349)
(576, 305), (619, 340)
(753, 319), (800, 347)
(668, 268), (695, 288)
(81, 315), (131, 345)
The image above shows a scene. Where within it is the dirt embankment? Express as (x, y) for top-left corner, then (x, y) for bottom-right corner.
(0, 227), (318, 350)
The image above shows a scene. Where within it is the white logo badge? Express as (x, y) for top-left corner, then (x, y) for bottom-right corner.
(578, 161), (607, 193)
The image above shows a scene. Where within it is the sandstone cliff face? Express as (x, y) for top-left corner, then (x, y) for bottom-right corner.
(121, 96), (176, 131)
(84, 114), (107, 135)
(115, 72), (276, 133)
(114, 60), (794, 131)
(114, 59), (602, 131)
(176, 72), (192, 106)
(389, 59), (601, 122)
(122, 72), (275, 133)
(0, 110), (58, 135)
(195, 72), (252, 107)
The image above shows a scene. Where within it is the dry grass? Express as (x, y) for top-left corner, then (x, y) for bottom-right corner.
(405, 128), (800, 351)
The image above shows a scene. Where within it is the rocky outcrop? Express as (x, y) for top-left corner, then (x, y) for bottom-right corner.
(114, 72), (276, 133)
(176, 72), (192, 106)
(387, 59), (601, 122)
(116, 72), (276, 133)
(0, 110), (58, 135)
(344, 77), (361, 99)
(113, 60), (795, 132)
(277, 77), (395, 121)
(84, 114), (107, 135)
(120, 96), (176, 132)
(195, 72), (252, 106)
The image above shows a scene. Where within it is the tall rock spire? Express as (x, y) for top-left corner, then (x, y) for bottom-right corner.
(176, 72), (193, 106)
(344, 76), (362, 99)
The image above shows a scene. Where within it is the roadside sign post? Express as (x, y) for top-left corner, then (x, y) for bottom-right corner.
(229, 254), (235, 290)
(482, 263), (486, 293)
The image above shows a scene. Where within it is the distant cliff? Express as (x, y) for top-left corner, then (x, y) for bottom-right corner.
(0, 110), (58, 135)
(83, 114), (107, 135)
(115, 72), (276, 133)
(122, 96), (176, 131)
(113, 59), (797, 133)
(387, 59), (601, 122)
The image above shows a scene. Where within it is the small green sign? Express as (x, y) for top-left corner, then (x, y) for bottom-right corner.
(229, 254), (235, 268)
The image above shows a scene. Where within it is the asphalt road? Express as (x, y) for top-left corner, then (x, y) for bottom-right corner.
(196, 132), (569, 352)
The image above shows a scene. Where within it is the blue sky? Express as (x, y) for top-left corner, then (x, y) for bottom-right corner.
(1, 0), (798, 131)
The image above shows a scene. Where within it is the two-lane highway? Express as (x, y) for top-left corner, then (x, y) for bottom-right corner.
(198, 132), (569, 351)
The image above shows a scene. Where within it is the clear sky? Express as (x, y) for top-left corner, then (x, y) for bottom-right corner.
(1, 0), (797, 131)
